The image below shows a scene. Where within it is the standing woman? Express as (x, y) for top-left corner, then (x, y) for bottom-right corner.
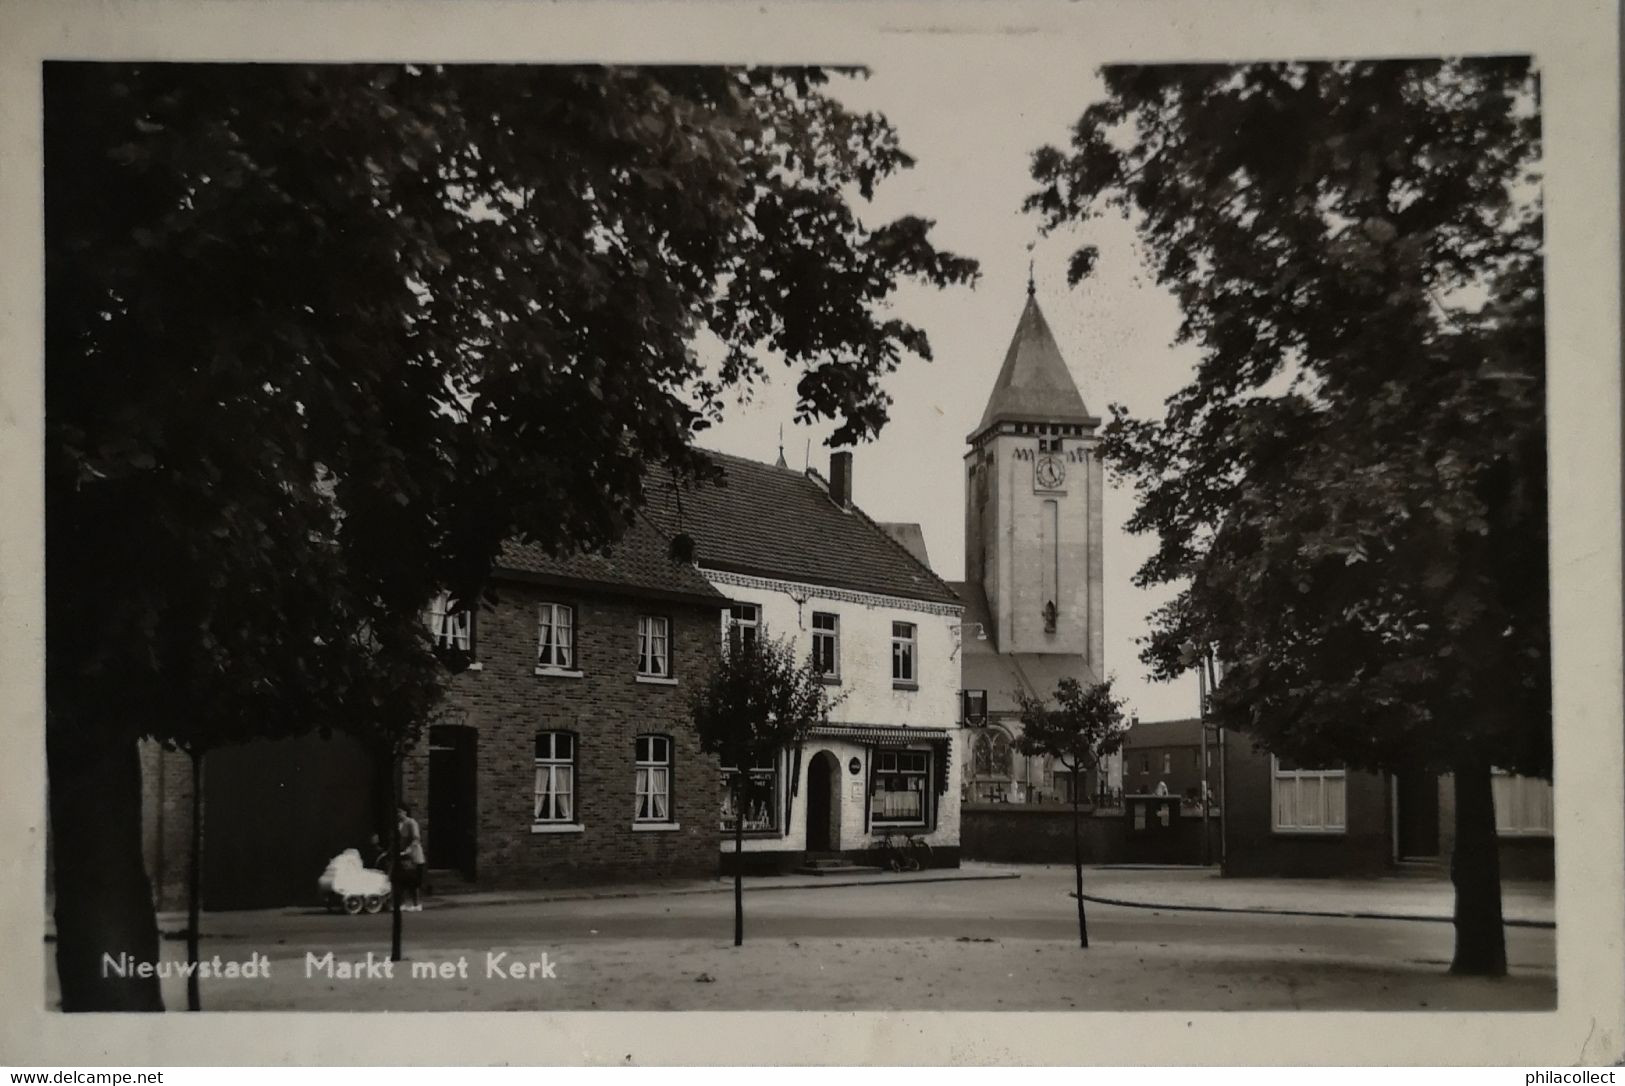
(396, 804), (426, 911)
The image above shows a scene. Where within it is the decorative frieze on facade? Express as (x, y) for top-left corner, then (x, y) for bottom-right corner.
(701, 567), (965, 618)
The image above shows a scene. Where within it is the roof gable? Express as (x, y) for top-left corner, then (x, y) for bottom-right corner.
(496, 513), (724, 606)
(642, 451), (961, 606)
(974, 293), (1096, 438)
(877, 522), (932, 570)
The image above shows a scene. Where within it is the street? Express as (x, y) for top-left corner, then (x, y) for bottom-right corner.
(68, 867), (1557, 1012)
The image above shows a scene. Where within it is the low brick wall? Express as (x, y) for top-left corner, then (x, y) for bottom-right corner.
(961, 804), (1214, 866)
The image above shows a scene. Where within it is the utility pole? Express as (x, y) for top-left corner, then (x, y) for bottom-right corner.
(1197, 662), (1211, 867)
(1207, 649), (1227, 869)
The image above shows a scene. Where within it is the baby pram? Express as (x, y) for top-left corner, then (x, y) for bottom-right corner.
(317, 848), (393, 914)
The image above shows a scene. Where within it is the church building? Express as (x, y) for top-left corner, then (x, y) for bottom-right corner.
(951, 284), (1117, 806)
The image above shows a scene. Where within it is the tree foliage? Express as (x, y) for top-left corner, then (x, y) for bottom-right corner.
(48, 62), (977, 738)
(1027, 58), (1547, 779)
(44, 61), (974, 1008)
(690, 632), (835, 945)
(690, 633), (834, 768)
(1015, 675), (1129, 949)
(1028, 57), (1545, 976)
(1014, 676), (1130, 775)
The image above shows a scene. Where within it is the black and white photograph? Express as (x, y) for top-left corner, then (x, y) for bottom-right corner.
(2, 0), (1620, 1069)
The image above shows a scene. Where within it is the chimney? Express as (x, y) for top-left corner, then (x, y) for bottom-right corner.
(829, 451), (853, 509)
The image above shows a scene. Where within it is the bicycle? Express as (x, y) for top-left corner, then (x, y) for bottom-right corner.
(878, 832), (920, 872)
(879, 832), (933, 872)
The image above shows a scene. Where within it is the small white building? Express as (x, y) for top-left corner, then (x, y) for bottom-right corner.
(645, 450), (965, 870)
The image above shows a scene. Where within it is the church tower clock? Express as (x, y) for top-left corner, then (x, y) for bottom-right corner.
(963, 281), (1104, 674)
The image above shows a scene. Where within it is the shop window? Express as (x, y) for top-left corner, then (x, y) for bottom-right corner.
(872, 749), (929, 826)
(720, 751), (779, 833)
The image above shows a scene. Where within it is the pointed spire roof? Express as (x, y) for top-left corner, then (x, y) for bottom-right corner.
(972, 292), (1097, 441)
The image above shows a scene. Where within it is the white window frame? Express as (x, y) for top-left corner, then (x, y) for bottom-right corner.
(720, 751), (780, 833)
(812, 611), (840, 679)
(533, 731), (576, 826)
(638, 615), (671, 678)
(891, 621), (917, 687)
(426, 591), (474, 653)
(1271, 756), (1347, 834)
(1492, 769), (1554, 837)
(536, 602), (576, 672)
(871, 749), (930, 827)
(725, 602), (759, 651)
(634, 734), (673, 823)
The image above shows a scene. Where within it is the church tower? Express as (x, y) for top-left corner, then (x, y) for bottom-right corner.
(964, 283), (1105, 677)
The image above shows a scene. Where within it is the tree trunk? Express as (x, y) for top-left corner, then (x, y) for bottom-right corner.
(47, 726), (164, 1011)
(732, 774), (744, 948)
(186, 748), (204, 1011)
(390, 749), (404, 963)
(1072, 766), (1088, 948)
(1449, 756), (1507, 976)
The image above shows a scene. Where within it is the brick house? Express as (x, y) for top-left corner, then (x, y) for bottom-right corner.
(1221, 740), (1554, 880)
(140, 512), (727, 909)
(642, 449), (967, 872)
(400, 516), (727, 889)
(1121, 717), (1215, 804)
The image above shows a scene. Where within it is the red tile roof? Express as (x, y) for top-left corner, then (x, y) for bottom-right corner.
(642, 450), (962, 606)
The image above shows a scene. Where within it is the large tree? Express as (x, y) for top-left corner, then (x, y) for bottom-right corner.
(1027, 58), (1546, 975)
(45, 62), (976, 1009)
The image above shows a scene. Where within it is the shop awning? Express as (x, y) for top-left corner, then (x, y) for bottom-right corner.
(806, 722), (952, 746)
(804, 723), (955, 795)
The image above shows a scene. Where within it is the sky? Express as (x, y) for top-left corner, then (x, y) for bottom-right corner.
(693, 46), (1207, 723)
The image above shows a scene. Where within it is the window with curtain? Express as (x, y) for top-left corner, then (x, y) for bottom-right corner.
(425, 591), (474, 653)
(533, 732), (575, 824)
(872, 749), (929, 826)
(536, 603), (575, 670)
(638, 615), (670, 677)
(635, 734), (672, 822)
